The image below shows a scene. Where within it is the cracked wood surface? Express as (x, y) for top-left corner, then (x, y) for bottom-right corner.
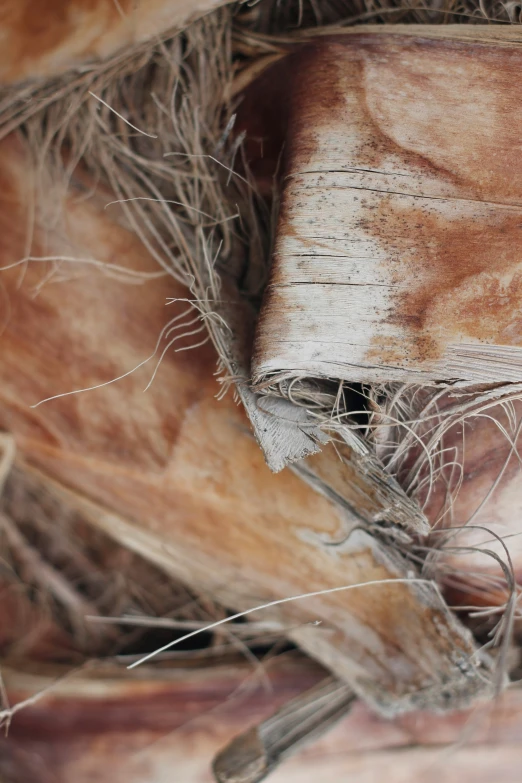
(251, 33), (522, 386)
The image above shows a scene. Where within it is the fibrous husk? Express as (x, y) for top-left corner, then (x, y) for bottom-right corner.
(0, 2), (521, 781)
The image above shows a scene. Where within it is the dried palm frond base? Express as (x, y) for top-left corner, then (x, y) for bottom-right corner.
(0, 1), (522, 782)
(0, 129), (491, 718)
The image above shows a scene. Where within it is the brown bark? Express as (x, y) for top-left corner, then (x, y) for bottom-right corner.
(0, 0), (232, 83)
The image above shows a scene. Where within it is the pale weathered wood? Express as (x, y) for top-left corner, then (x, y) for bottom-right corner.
(0, 132), (490, 714)
(239, 30), (522, 624)
(251, 34), (522, 386)
(220, 287), (428, 534)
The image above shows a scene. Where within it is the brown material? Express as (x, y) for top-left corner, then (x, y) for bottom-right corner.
(0, 579), (77, 663)
(0, 654), (325, 783)
(0, 132), (489, 714)
(250, 33), (522, 386)
(0, 0), (231, 83)
(405, 393), (522, 612)
(294, 439), (427, 532)
(1, 655), (522, 783)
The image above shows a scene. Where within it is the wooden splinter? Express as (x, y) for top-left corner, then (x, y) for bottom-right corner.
(213, 677), (355, 783)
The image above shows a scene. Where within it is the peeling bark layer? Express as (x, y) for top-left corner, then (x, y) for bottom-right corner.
(251, 33), (522, 385)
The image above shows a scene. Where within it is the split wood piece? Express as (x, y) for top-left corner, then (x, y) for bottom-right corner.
(212, 677), (355, 783)
(251, 32), (522, 387)
(292, 437), (428, 533)
(213, 287), (332, 473)
(2, 655), (522, 783)
(219, 284), (428, 534)
(0, 0), (232, 84)
(14, 448), (483, 719)
(0, 132), (491, 714)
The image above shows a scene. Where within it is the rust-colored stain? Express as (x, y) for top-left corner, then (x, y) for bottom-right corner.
(247, 35), (522, 377)
(286, 39), (473, 190)
(365, 198), (522, 365)
(0, 0), (123, 81)
(0, 133), (215, 471)
(237, 40), (348, 190)
(0, 0), (223, 83)
(0, 133), (447, 698)
(0, 50), (492, 719)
